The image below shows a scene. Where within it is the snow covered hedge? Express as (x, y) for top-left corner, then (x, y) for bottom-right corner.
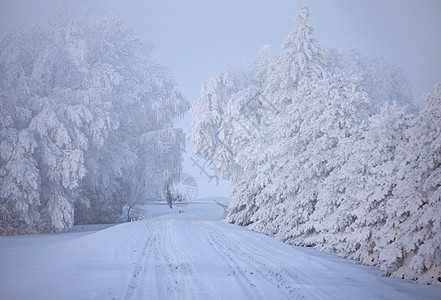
(188, 6), (441, 286)
(0, 9), (187, 234)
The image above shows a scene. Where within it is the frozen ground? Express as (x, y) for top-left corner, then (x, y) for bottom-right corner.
(0, 202), (440, 300)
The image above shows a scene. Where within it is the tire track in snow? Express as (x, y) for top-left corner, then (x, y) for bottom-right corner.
(205, 228), (269, 299)
(218, 229), (354, 299)
(212, 226), (314, 297)
(161, 219), (220, 300)
(124, 219), (177, 300)
(124, 218), (220, 300)
(205, 225), (301, 299)
(187, 218), (299, 299)
(201, 222), (332, 299)
(123, 220), (158, 300)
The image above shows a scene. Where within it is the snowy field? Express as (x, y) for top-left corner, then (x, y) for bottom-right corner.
(0, 202), (440, 300)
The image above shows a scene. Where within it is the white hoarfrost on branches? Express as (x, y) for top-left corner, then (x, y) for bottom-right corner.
(188, 5), (440, 285)
(0, 8), (187, 234)
(374, 84), (441, 284)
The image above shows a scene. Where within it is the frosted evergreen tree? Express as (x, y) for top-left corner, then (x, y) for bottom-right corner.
(227, 5), (332, 233)
(326, 49), (414, 113)
(311, 103), (412, 263)
(374, 83), (441, 285)
(265, 5), (325, 96)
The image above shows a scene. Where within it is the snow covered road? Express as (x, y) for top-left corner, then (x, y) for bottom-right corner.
(1, 202), (440, 300)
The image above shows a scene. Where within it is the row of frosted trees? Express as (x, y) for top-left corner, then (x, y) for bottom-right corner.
(0, 11), (187, 234)
(189, 6), (440, 285)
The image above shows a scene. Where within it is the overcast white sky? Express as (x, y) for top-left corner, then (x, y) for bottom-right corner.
(1, 0), (441, 198)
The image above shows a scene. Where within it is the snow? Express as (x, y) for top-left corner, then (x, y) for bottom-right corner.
(1, 202), (440, 300)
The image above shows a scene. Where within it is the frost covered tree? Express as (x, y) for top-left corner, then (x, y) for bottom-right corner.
(326, 49), (414, 113)
(251, 74), (370, 243)
(374, 83), (441, 285)
(189, 5), (440, 285)
(0, 9), (187, 234)
(226, 6), (369, 236)
(188, 44), (272, 180)
(0, 128), (40, 234)
(310, 103), (412, 262)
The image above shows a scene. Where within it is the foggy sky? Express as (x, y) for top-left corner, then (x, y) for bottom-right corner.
(1, 0), (440, 198)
